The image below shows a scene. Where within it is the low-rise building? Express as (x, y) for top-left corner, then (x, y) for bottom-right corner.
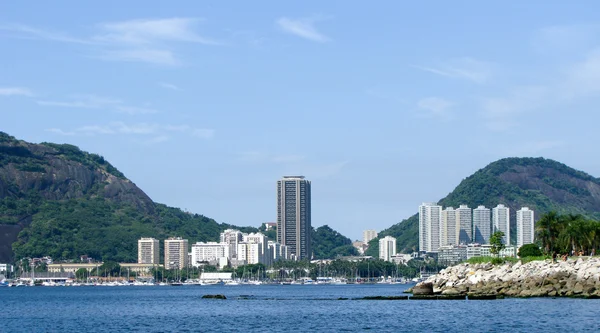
(438, 245), (468, 265)
(190, 242), (229, 267)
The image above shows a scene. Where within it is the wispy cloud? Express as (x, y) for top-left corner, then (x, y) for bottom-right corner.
(0, 87), (33, 96)
(416, 97), (454, 119)
(158, 82), (180, 90)
(480, 86), (548, 131)
(45, 128), (75, 136)
(276, 16), (330, 43)
(533, 24), (600, 53)
(413, 58), (493, 84)
(191, 128), (215, 139)
(1, 18), (218, 65)
(37, 94), (121, 109)
(116, 106), (158, 115)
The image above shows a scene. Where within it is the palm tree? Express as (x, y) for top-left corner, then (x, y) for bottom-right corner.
(536, 211), (563, 254)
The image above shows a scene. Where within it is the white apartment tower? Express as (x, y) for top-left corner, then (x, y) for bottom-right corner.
(164, 237), (189, 270)
(220, 229), (244, 259)
(419, 203), (442, 253)
(441, 207), (457, 246)
(456, 205), (472, 244)
(363, 230), (378, 245)
(517, 207), (535, 248)
(473, 205), (491, 244)
(277, 176), (311, 260)
(493, 204), (510, 245)
(137, 238), (160, 264)
(379, 236), (397, 262)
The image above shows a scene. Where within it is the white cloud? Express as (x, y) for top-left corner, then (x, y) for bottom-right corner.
(37, 94), (121, 109)
(116, 106), (159, 115)
(76, 125), (116, 135)
(480, 86), (548, 131)
(417, 97), (453, 119)
(191, 128), (215, 139)
(45, 128), (75, 136)
(112, 122), (158, 134)
(2, 18), (218, 65)
(158, 82), (180, 90)
(0, 87), (33, 96)
(276, 16), (330, 43)
(413, 58), (493, 84)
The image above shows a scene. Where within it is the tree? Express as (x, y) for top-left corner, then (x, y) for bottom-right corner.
(489, 231), (505, 257)
(75, 268), (88, 280)
(518, 244), (543, 257)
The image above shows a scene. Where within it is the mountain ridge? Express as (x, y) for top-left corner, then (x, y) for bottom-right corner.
(366, 157), (600, 256)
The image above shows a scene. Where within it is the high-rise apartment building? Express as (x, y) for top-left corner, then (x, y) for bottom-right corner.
(473, 206), (491, 244)
(456, 205), (472, 244)
(493, 204), (510, 245)
(363, 230), (378, 245)
(164, 237), (189, 270)
(379, 236), (397, 261)
(419, 202), (442, 253)
(277, 176), (311, 260)
(517, 207), (535, 248)
(441, 207), (457, 246)
(137, 237), (160, 264)
(220, 229), (244, 259)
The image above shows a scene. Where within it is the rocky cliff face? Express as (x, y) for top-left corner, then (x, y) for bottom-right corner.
(420, 257), (600, 298)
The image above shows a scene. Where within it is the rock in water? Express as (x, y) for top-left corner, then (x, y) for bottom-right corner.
(413, 282), (434, 295)
(202, 294), (227, 299)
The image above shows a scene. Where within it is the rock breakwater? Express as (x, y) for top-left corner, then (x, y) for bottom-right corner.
(417, 257), (600, 298)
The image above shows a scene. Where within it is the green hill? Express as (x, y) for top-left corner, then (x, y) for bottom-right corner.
(0, 132), (353, 263)
(366, 157), (600, 256)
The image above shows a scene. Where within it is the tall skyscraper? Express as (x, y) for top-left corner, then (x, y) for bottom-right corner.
(379, 236), (397, 261)
(441, 207), (457, 246)
(493, 204), (510, 245)
(473, 205), (491, 244)
(363, 229), (378, 245)
(137, 238), (159, 264)
(277, 176), (311, 260)
(164, 237), (189, 270)
(456, 205), (472, 244)
(419, 202), (442, 253)
(517, 207), (535, 248)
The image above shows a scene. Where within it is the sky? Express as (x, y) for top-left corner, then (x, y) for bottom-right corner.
(2, 1), (600, 241)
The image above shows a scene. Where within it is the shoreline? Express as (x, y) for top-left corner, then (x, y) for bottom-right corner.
(413, 256), (600, 298)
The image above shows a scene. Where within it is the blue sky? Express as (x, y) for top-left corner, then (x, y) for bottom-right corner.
(2, 1), (600, 240)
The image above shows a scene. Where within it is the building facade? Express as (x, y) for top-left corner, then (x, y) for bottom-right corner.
(137, 238), (160, 264)
(492, 204), (510, 245)
(220, 229), (244, 260)
(419, 202), (442, 253)
(456, 205), (472, 244)
(277, 176), (311, 260)
(363, 229), (378, 244)
(473, 206), (491, 244)
(164, 237), (189, 270)
(517, 207), (535, 248)
(441, 207), (457, 246)
(379, 236), (397, 262)
(190, 242), (229, 267)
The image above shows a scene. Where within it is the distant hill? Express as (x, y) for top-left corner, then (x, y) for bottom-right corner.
(366, 157), (600, 256)
(0, 132), (353, 263)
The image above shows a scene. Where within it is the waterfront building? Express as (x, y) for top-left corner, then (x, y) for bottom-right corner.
(277, 176), (311, 260)
(473, 206), (491, 244)
(438, 245), (468, 266)
(48, 263), (101, 273)
(456, 205), (472, 244)
(493, 204), (510, 245)
(390, 253), (412, 265)
(379, 236), (397, 261)
(164, 237), (189, 270)
(517, 207), (535, 248)
(0, 263), (13, 273)
(190, 242), (229, 267)
(244, 232), (268, 264)
(441, 207), (457, 246)
(220, 229), (244, 260)
(419, 202), (442, 253)
(363, 229), (378, 245)
(137, 238), (160, 264)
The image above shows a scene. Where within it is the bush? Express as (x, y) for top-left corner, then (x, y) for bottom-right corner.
(518, 244), (543, 257)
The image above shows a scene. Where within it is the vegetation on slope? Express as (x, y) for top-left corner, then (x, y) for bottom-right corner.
(311, 225), (358, 259)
